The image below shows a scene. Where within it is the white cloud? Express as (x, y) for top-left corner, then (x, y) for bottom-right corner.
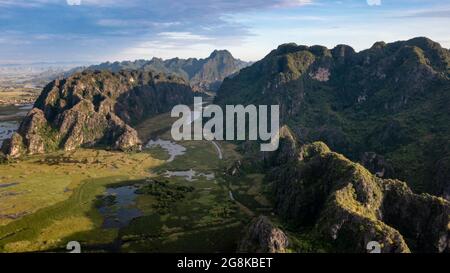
(97, 19), (180, 28)
(275, 0), (313, 7)
(157, 32), (212, 41)
(116, 31), (235, 61)
(67, 0), (81, 5)
(367, 0), (381, 6)
(0, 0), (54, 7)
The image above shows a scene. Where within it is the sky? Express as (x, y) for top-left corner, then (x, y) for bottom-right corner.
(0, 0), (449, 64)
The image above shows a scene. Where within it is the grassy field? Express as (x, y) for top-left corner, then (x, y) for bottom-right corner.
(228, 173), (273, 214)
(120, 110), (251, 252)
(0, 88), (40, 105)
(0, 109), (264, 253)
(0, 104), (30, 122)
(0, 149), (163, 226)
(0, 149), (164, 252)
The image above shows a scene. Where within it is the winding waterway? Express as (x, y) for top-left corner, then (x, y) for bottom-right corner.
(0, 104), (31, 146)
(98, 185), (143, 229)
(145, 138), (186, 162)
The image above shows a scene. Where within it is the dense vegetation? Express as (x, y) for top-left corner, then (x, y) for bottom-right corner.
(262, 127), (449, 253)
(216, 37), (450, 199)
(136, 179), (195, 213)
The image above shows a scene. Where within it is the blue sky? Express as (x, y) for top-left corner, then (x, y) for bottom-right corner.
(0, 0), (449, 64)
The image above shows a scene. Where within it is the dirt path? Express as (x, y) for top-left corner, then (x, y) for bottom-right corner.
(230, 191), (255, 217)
(211, 141), (223, 160)
(210, 141), (254, 217)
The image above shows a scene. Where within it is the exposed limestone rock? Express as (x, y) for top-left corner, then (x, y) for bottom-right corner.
(238, 216), (289, 253)
(216, 37), (450, 199)
(1, 133), (24, 158)
(1, 70), (193, 157)
(309, 67), (330, 82)
(267, 132), (450, 253)
(3, 108), (50, 156)
(114, 125), (141, 152)
(226, 160), (242, 176)
(360, 152), (395, 178)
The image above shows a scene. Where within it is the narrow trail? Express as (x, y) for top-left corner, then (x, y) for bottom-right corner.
(211, 141), (223, 160)
(208, 139), (254, 217)
(229, 189), (255, 217)
(170, 105), (254, 218)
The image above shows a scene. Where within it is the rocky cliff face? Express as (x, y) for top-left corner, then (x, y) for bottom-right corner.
(74, 50), (249, 92)
(238, 216), (289, 253)
(1, 70), (193, 157)
(267, 133), (449, 253)
(216, 37), (450, 199)
(188, 50), (250, 92)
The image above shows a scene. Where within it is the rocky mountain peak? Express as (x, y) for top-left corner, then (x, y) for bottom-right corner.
(332, 44), (356, 62)
(238, 216), (289, 253)
(1, 70), (193, 157)
(216, 37), (450, 200)
(69, 50), (251, 92)
(209, 49), (233, 59)
(268, 141), (450, 253)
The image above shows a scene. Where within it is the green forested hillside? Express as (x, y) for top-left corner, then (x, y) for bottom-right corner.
(216, 37), (450, 199)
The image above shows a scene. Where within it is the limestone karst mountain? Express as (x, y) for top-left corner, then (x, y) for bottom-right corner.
(71, 50), (250, 92)
(238, 216), (289, 253)
(215, 37), (450, 200)
(1, 38), (448, 254)
(260, 126), (449, 253)
(1, 70), (193, 157)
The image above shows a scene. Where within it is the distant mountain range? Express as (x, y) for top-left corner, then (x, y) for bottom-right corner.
(0, 64), (79, 88)
(0, 51), (250, 92)
(65, 50), (250, 92)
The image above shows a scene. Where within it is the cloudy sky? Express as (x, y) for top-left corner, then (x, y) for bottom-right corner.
(0, 0), (449, 64)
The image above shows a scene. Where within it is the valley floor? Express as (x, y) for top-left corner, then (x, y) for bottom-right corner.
(0, 111), (270, 253)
